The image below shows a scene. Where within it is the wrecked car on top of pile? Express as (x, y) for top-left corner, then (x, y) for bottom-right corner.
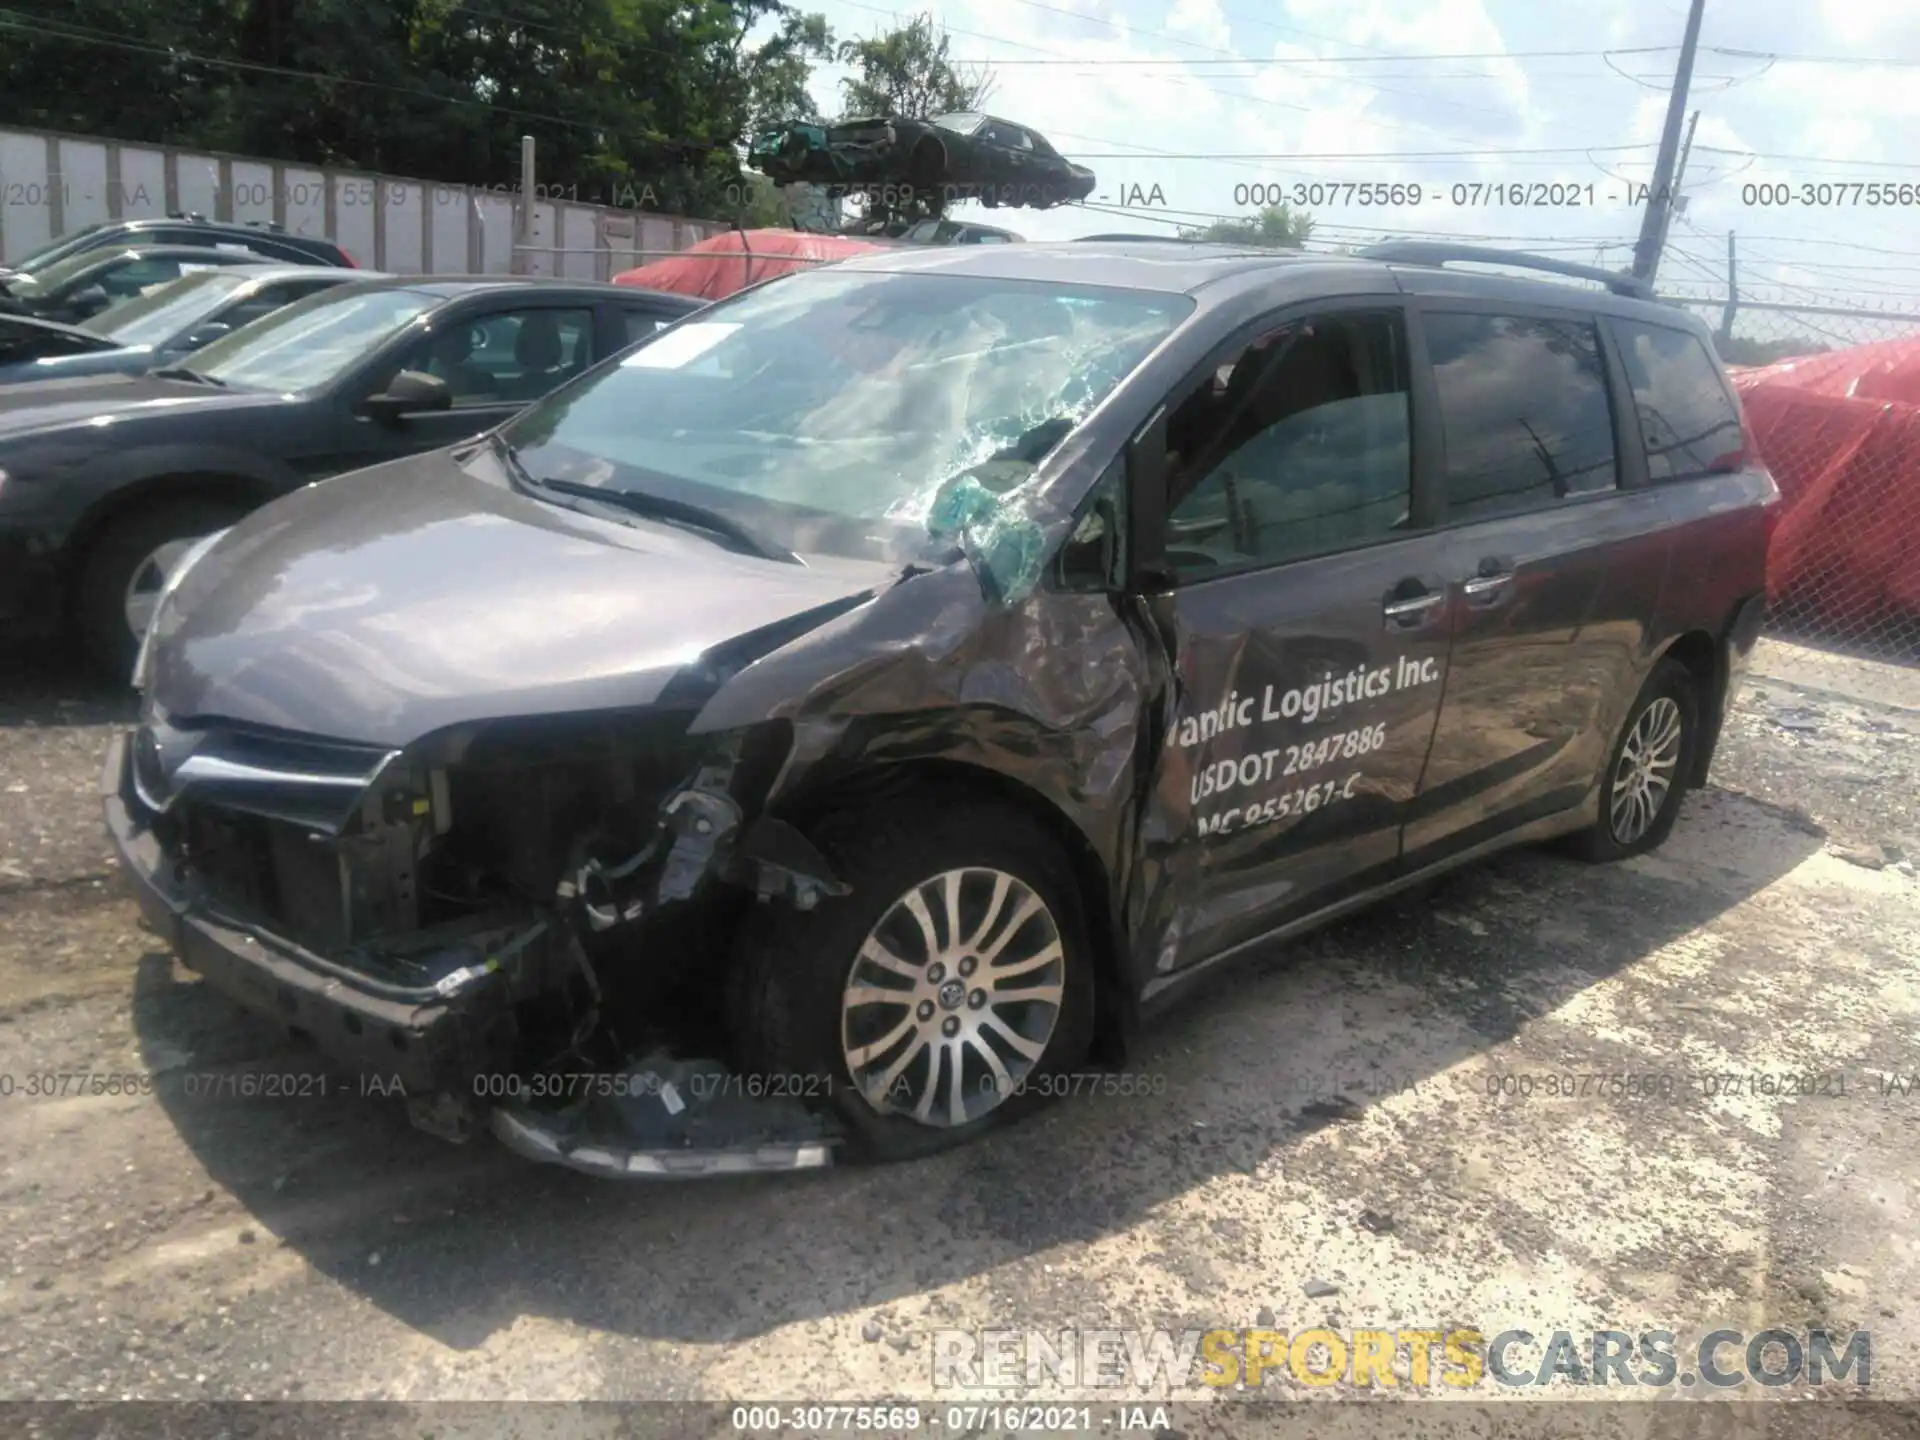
(748, 112), (1095, 209)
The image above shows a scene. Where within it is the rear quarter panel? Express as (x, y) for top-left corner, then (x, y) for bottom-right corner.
(1649, 469), (1775, 643)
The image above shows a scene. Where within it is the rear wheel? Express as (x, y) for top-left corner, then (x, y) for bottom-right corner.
(76, 497), (244, 680)
(730, 795), (1096, 1161)
(1569, 657), (1700, 862)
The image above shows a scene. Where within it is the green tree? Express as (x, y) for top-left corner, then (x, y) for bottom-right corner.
(0, 0), (837, 224)
(833, 13), (992, 229)
(836, 13), (991, 119)
(1180, 203), (1314, 249)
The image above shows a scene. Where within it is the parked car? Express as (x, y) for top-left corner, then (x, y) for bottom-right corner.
(749, 112), (1096, 209)
(0, 275), (703, 671)
(103, 242), (1776, 1179)
(0, 263), (383, 385)
(0, 313), (118, 370)
(0, 214), (357, 284)
(0, 245), (280, 326)
(892, 218), (1021, 245)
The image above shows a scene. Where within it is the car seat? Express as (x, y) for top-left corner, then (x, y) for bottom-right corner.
(507, 313), (576, 400)
(423, 326), (495, 399)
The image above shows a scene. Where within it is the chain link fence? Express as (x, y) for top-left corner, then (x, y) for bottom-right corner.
(1658, 295), (1920, 683)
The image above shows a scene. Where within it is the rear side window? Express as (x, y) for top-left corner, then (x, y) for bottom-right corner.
(1426, 312), (1619, 522)
(1612, 320), (1745, 481)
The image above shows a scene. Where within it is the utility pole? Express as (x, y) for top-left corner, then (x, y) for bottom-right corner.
(514, 134), (536, 276)
(1718, 231), (1739, 344)
(1631, 0), (1707, 282)
(1647, 109), (1701, 287)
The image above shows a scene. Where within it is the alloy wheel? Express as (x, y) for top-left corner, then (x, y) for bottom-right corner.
(1609, 696), (1684, 846)
(840, 867), (1065, 1128)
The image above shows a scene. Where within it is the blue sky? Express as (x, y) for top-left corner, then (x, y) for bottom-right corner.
(785, 0), (1920, 308)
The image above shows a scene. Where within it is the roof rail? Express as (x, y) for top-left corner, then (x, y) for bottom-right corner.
(1357, 241), (1655, 300)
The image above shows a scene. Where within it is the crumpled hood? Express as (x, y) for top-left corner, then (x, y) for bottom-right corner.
(145, 447), (898, 748)
(0, 372), (256, 438)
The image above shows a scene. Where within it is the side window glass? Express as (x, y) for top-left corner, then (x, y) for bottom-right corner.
(1611, 319), (1745, 481)
(399, 306), (596, 406)
(623, 309), (671, 346)
(1165, 311), (1412, 577)
(1426, 312), (1618, 521)
(219, 282), (306, 329)
(100, 258), (182, 297)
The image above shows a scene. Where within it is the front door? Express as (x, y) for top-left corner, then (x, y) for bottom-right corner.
(332, 302), (599, 470)
(1132, 302), (1455, 992)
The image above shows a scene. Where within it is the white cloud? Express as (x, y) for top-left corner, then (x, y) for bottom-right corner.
(793, 0), (1920, 303)
(1162, 0), (1232, 52)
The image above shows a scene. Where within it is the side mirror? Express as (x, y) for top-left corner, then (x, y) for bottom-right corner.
(180, 321), (233, 351)
(67, 285), (111, 319)
(364, 369), (452, 420)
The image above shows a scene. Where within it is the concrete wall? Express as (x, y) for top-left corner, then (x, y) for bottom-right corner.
(0, 127), (725, 276)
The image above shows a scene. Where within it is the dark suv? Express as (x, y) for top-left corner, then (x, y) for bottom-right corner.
(0, 215), (356, 282)
(104, 241), (1777, 1178)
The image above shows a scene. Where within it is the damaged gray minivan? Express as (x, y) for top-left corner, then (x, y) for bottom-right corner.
(106, 241), (1776, 1176)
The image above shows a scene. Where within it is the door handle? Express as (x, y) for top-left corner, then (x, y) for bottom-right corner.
(1382, 589), (1446, 630)
(1462, 570), (1514, 607)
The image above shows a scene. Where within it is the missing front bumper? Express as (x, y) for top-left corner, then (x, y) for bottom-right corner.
(490, 1050), (842, 1178)
(104, 731), (845, 1178)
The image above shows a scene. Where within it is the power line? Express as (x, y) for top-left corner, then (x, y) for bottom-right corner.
(1064, 144), (1658, 159)
(1703, 45), (1920, 66)
(827, 0), (1597, 153)
(966, 47), (1679, 65)
(1693, 146), (1920, 172)
(955, 44), (1920, 67)
(1068, 199), (1636, 252)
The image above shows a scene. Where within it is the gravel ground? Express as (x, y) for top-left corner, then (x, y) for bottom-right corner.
(1, 636), (1917, 1435)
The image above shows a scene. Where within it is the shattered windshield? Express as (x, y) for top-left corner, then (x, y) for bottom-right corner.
(498, 269), (1190, 572)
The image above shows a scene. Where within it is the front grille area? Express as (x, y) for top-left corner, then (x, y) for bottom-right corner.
(133, 720), (407, 954)
(135, 716), (398, 834)
(176, 803), (351, 952)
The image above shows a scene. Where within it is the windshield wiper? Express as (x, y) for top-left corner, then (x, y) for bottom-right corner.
(515, 467), (800, 565)
(149, 365), (225, 387)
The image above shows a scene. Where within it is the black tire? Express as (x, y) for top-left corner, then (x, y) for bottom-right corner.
(75, 496), (245, 680)
(729, 793), (1097, 1162)
(1568, 657), (1701, 863)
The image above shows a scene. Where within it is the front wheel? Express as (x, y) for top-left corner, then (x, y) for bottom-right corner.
(729, 796), (1096, 1161)
(1569, 657), (1700, 862)
(76, 497), (245, 680)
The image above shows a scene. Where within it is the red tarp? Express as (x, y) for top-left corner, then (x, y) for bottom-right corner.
(612, 229), (889, 302)
(1733, 337), (1920, 627)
